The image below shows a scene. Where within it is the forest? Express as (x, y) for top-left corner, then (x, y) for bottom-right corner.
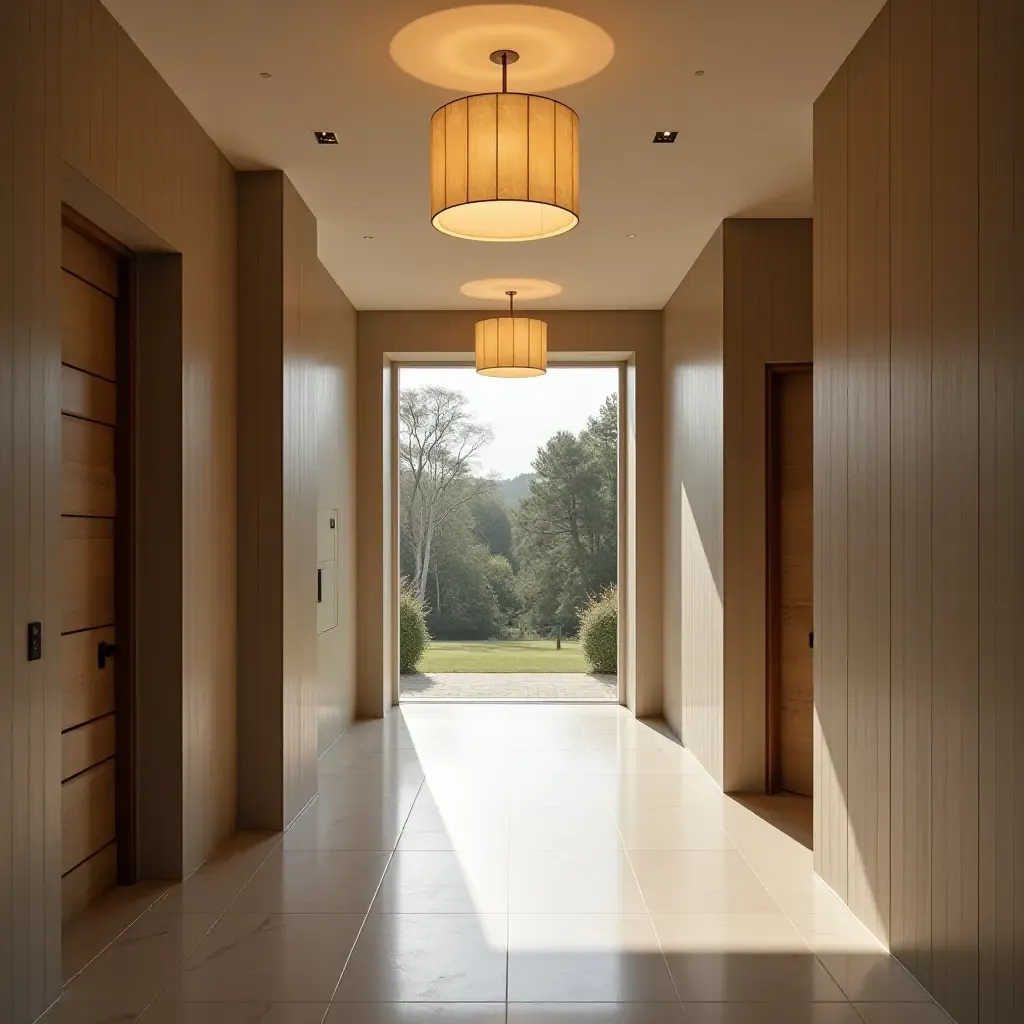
(399, 385), (618, 641)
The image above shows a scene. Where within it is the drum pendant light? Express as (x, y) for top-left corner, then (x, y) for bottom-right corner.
(475, 291), (548, 377)
(431, 50), (580, 242)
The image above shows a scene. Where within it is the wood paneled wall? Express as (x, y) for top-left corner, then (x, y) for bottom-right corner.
(662, 220), (812, 790)
(237, 172), (358, 828)
(236, 172), (286, 829)
(312, 255), (359, 756)
(355, 312), (663, 719)
(0, 1), (63, 1019)
(662, 228), (726, 782)
(61, 0), (238, 878)
(813, 1), (1023, 1019)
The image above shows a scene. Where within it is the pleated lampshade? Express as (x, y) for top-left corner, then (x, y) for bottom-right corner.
(474, 315), (547, 377)
(431, 93), (579, 242)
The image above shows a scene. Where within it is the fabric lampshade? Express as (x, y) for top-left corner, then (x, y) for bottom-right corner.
(474, 315), (547, 377)
(431, 93), (579, 242)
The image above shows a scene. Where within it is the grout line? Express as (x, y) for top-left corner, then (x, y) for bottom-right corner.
(321, 771), (426, 1017)
(583, 707), (687, 1010)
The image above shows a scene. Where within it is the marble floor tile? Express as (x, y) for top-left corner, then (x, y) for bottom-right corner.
(628, 851), (780, 914)
(507, 1005), (686, 1022)
(508, 850), (647, 914)
(652, 913), (847, 1003)
(506, 914), (678, 1002)
(324, 1005), (506, 1023)
(372, 849), (508, 914)
(853, 1005), (955, 1024)
(139, 1004), (328, 1023)
(332, 913), (507, 1002)
(63, 914), (217, 1003)
(228, 850), (391, 915)
(160, 914), (362, 1003)
(681, 1004), (864, 1023)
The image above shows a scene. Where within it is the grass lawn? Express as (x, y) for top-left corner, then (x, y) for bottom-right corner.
(415, 639), (593, 674)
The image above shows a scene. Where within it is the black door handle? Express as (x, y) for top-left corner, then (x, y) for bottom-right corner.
(97, 641), (116, 670)
(317, 568), (322, 604)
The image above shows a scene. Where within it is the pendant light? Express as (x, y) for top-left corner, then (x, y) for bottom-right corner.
(475, 290), (548, 377)
(431, 50), (580, 242)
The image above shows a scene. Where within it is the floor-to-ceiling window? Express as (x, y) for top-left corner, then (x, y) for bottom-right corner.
(398, 365), (620, 703)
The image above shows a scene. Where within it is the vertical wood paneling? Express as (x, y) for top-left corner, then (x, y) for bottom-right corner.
(931, 1), (980, 1016)
(816, 0), (1022, 1019)
(0, 0), (62, 1020)
(237, 172), (358, 822)
(845, 8), (891, 942)
(813, 64), (849, 900)
(888, 0), (934, 983)
(663, 228), (725, 782)
(281, 177), (319, 826)
(314, 262), (358, 755)
(236, 172), (284, 829)
(977, 0), (1022, 1018)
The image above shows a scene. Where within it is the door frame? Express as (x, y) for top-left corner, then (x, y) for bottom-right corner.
(62, 206), (138, 884)
(387, 357), (633, 707)
(764, 361), (812, 794)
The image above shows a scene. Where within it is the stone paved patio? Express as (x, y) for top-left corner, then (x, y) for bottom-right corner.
(400, 671), (619, 701)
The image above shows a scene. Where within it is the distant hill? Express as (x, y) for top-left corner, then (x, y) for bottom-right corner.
(497, 473), (536, 507)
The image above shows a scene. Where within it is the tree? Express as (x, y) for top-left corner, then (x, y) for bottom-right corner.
(400, 386), (492, 602)
(470, 484), (515, 563)
(484, 554), (520, 631)
(424, 505), (501, 639)
(513, 394), (618, 635)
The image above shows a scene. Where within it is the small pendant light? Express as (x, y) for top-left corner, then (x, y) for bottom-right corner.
(475, 290), (548, 377)
(431, 50), (580, 242)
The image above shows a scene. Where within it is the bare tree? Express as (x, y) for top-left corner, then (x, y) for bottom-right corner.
(400, 386), (492, 601)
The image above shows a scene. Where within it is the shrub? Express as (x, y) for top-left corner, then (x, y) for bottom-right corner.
(399, 580), (430, 674)
(578, 586), (618, 674)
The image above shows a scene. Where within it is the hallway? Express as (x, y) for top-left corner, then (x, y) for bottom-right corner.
(52, 706), (944, 1023)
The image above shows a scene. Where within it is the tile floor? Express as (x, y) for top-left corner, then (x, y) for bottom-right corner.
(47, 704), (952, 1024)
(399, 673), (618, 701)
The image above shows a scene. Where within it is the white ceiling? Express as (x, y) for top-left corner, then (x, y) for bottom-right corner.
(101, 0), (884, 310)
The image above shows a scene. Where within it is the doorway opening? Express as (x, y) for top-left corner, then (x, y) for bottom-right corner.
(766, 363), (814, 797)
(397, 364), (621, 703)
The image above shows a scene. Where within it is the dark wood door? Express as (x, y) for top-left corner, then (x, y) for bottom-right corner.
(60, 223), (121, 919)
(768, 366), (814, 797)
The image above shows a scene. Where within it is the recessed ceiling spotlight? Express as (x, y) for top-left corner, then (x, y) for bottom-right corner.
(627, 233), (636, 239)
(653, 131), (678, 144)
(694, 69), (705, 77)
(314, 131), (339, 145)
(259, 71), (272, 78)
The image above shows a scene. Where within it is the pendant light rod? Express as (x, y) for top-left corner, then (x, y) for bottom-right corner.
(489, 49), (519, 94)
(506, 289), (517, 316)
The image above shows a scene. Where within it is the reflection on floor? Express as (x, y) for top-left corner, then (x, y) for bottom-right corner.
(400, 672), (618, 702)
(48, 704), (949, 1024)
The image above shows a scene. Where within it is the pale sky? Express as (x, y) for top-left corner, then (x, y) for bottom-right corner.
(399, 366), (619, 478)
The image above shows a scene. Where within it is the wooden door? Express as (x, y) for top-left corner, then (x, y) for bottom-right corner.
(767, 366), (814, 796)
(60, 223), (122, 919)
